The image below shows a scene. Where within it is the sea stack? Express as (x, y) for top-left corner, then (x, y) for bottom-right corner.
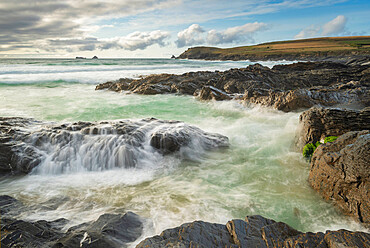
(92, 56), (98, 59)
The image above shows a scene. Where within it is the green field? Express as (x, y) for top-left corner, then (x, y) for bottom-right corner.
(178, 36), (370, 60)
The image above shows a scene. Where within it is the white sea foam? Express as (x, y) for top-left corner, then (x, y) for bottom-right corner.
(0, 58), (295, 84)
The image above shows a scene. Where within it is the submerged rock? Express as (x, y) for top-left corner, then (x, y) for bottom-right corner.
(96, 61), (369, 112)
(137, 215), (370, 248)
(295, 107), (370, 151)
(309, 131), (370, 227)
(0, 117), (229, 175)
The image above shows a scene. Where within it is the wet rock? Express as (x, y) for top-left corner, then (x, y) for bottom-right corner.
(295, 107), (370, 151)
(149, 123), (229, 154)
(309, 131), (370, 226)
(54, 212), (143, 248)
(198, 86), (231, 101)
(1, 215), (68, 248)
(95, 78), (134, 91)
(0, 195), (24, 215)
(136, 215), (370, 248)
(95, 61), (369, 112)
(0, 195), (143, 248)
(0, 117), (229, 174)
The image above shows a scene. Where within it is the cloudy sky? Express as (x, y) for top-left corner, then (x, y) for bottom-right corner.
(0, 0), (369, 58)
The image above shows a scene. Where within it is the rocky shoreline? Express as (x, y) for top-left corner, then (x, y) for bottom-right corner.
(96, 60), (369, 112)
(1, 58), (370, 246)
(1, 194), (369, 248)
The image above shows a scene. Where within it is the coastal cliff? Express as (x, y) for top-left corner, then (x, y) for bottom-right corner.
(177, 36), (370, 62)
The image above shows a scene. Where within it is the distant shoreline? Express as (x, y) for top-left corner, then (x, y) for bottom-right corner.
(177, 36), (370, 62)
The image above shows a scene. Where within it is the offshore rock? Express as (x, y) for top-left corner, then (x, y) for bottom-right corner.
(295, 107), (370, 151)
(0, 195), (143, 248)
(136, 215), (370, 248)
(309, 131), (370, 226)
(96, 61), (369, 112)
(0, 117), (228, 175)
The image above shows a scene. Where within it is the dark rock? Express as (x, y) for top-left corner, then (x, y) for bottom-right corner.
(1, 217), (68, 248)
(136, 215), (370, 248)
(92, 56), (98, 59)
(54, 212), (143, 248)
(136, 220), (237, 248)
(198, 86), (231, 101)
(95, 61), (369, 112)
(0, 195), (23, 215)
(295, 107), (370, 151)
(0, 117), (229, 174)
(0, 194), (143, 248)
(309, 131), (370, 226)
(149, 123), (229, 154)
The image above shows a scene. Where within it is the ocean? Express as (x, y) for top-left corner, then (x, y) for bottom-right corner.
(0, 58), (366, 245)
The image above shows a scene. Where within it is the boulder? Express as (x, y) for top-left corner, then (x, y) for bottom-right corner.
(309, 131), (370, 226)
(136, 215), (370, 248)
(295, 107), (370, 151)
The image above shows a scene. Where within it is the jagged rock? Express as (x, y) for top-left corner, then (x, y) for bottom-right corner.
(198, 86), (231, 101)
(54, 212), (143, 248)
(295, 107), (370, 151)
(0, 195), (24, 215)
(95, 61), (369, 112)
(136, 215), (370, 248)
(0, 117), (228, 175)
(0, 195), (143, 248)
(1, 217), (68, 248)
(95, 78), (134, 91)
(309, 131), (370, 226)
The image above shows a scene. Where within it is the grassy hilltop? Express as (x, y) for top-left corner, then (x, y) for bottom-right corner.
(178, 36), (370, 61)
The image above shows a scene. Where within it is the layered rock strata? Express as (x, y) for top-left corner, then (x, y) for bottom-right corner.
(137, 215), (370, 248)
(309, 131), (370, 227)
(296, 107), (370, 151)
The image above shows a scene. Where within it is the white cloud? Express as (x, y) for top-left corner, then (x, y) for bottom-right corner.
(118, 30), (170, 51)
(294, 25), (320, 39)
(45, 31), (170, 52)
(322, 15), (347, 36)
(207, 22), (268, 45)
(0, 0), (178, 51)
(295, 15), (348, 39)
(175, 24), (205, 48)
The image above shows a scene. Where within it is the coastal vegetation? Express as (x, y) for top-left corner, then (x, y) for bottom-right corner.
(178, 36), (370, 61)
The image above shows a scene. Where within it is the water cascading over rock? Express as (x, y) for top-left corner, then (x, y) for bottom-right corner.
(0, 117), (229, 175)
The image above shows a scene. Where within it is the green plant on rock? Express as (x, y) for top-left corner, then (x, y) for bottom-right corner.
(302, 143), (316, 158)
(324, 136), (338, 143)
(315, 141), (322, 147)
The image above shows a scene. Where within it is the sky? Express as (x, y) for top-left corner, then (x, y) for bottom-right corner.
(0, 0), (369, 58)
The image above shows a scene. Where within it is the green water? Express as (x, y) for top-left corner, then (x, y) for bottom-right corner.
(0, 83), (367, 241)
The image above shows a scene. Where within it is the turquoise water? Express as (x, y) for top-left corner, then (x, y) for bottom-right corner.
(0, 59), (367, 244)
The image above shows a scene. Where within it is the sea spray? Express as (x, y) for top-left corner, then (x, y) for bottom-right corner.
(4, 118), (229, 175)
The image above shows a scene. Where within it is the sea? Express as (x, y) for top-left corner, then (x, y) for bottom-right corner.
(0, 58), (367, 245)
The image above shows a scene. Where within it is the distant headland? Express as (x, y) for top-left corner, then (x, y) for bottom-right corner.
(177, 36), (370, 61)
